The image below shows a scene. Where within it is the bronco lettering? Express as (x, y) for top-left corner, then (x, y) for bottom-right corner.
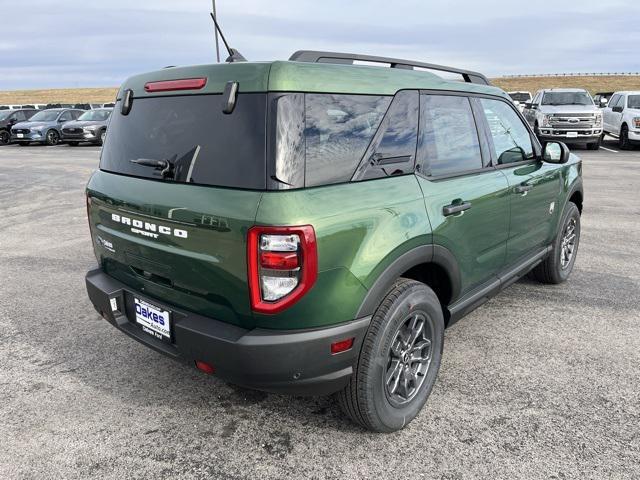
(111, 213), (188, 239)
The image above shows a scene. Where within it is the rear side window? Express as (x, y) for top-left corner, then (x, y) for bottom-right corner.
(304, 94), (391, 187)
(100, 93), (267, 189)
(417, 95), (482, 177)
(480, 98), (534, 164)
(352, 90), (419, 180)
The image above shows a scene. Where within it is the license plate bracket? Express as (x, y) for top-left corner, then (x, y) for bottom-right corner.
(133, 297), (172, 342)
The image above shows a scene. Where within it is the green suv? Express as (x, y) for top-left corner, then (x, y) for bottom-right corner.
(85, 51), (583, 432)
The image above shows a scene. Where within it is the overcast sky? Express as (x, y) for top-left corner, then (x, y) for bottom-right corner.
(2, 0), (639, 90)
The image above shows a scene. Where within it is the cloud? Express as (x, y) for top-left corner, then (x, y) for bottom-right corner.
(1, 0), (639, 89)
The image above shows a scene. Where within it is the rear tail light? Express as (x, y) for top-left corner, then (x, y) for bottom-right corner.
(633, 117), (640, 129)
(247, 226), (317, 314)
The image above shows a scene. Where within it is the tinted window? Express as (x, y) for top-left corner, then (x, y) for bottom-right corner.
(268, 93), (305, 189)
(628, 95), (640, 109)
(609, 95), (621, 108)
(353, 90), (419, 180)
(304, 94), (391, 186)
(100, 93), (267, 189)
(417, 95), (482, 177)
(14, 111), (26, 122)
(59, 111), (72, 122)
(480, 99), (534, 165)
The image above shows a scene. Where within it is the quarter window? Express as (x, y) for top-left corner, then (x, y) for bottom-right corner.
(352, 90), (419, 180)
(417, 95), (482, 177)
(480, 99), (534, 165)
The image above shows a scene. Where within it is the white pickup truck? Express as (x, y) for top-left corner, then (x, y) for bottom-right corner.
(602, 91), (640, 149)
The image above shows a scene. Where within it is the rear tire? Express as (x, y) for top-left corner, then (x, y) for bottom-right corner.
(530, 202), (580, 284)
(336, 278), (444, 432)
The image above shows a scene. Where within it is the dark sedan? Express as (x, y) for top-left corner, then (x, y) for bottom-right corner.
(61, 108), (112, 146)
(0, 109), (37, 145)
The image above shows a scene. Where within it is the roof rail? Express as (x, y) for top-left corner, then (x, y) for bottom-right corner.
(289, 50), (491, 86)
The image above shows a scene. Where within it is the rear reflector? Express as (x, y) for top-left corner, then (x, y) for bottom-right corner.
(195, 360), (215, 375)
(260, 251), (299, 270)
(144, 77), (207, 93)
(331, 338), (354, 354)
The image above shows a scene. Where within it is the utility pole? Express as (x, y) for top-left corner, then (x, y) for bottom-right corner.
(212, 0), (220, 62)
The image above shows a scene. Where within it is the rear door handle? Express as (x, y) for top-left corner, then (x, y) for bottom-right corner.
(443, 201), (472, 216)
(514, 184), (533, 195)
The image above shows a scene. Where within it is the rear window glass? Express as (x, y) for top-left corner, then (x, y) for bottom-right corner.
(100, 93), (267, 189)
(304, 94), (391, 186)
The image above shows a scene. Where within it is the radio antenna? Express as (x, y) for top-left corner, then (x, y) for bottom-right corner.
(212, 1), (220, 62)
(209, 12), (246, 63)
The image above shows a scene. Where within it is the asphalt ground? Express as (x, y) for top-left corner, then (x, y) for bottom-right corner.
(0, 139), (639, 479)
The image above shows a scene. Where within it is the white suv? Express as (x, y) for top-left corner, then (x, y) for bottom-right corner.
(602, 91), (640, 149)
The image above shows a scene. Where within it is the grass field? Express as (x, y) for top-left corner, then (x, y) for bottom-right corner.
(1, 75), (639, 105)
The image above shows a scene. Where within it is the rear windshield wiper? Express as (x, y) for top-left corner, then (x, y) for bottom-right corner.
(130, 156), (175, 178)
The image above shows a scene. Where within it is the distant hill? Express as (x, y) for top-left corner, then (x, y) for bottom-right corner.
(0, 87), (118, 105)
(1, 75), (639, 105)
(492, 75), (640, 95)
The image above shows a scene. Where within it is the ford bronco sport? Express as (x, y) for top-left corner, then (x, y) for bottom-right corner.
(85, 51), (583, 432)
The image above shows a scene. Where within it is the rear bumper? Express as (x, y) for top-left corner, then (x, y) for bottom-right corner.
(85, 268), (370, 396)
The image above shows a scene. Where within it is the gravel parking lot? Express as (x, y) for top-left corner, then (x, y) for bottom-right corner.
(1, 141), (639, 479)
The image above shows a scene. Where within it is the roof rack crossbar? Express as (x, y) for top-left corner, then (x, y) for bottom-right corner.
(289, 50), (491, 86)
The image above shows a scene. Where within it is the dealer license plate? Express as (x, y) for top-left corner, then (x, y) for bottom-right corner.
(566, 132), (578, 138)
(134, 297), (171, 341)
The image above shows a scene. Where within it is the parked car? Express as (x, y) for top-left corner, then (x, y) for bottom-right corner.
(602, 91), (640, 149)
(84, 51), (583, 432)
(508, 91), (532, 112)
(522, 88), (603, 150)
(62, 108), (112, 146)
(0, 108), (37, 145)
(593, 91), (614, 108)
(11, 108), (85, 145)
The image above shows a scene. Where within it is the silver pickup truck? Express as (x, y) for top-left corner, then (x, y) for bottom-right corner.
(522, 88), (603, 150)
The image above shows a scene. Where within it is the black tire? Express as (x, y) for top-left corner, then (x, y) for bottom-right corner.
(530, 202), (580, 284)
(98, 129), (106, 146)
(45, 129), (60, 146)
(0, 130), (9, 146)
(336, 278), (444, 432)
(68, 141), (79, 146)
(619, 125), (630, 150)
(586, 136), (601, 150)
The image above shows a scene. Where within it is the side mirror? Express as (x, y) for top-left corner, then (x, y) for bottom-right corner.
(8, 117), (17, 125)
(612, 106), (624, 113)
(543, 141), (570, 164)
(524, 102), (532, 109)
